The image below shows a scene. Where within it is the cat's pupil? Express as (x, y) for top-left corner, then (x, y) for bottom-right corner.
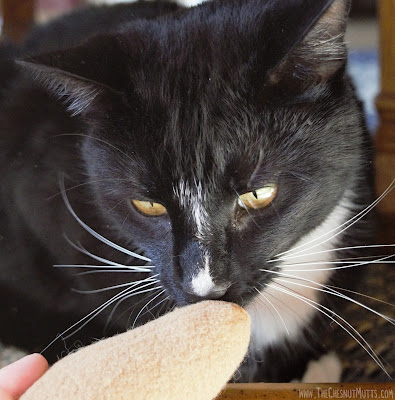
(131, 199), (167, 216)
(238, 185), (277, 210)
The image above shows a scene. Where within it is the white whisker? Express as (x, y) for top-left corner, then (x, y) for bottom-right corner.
(274, 180), (395, 259)
(59, 175), (151, 262)
(255, 287), (290, 335)
(41, 278), (159, 354)
(72, 276), (159, 294)
(75, 269), (153, 276)
(105, 283), (162, 329)
(273, 277), (395, 325)
(132, 289), (167, 329)
(274, 258), (394, 266)
(154, 295), (171, 315)
(325, 284), (395, 307)
(107, 198), (127, 213)
(63, 284), (163, 341)
(278, 254), (394, 272)
(46, 178), (132, 201)
(268, 283), (389, 376)
(60, 233), (152, 272)
(235, 190), (263, 230)
(261, 287), (322, 343)
(145, 294), (170, 319)
(53, 133), (137, 163)
(269, 244), (395, 263)
(159, 296), (173, 315)
(261, 268), (395, 321)
(55, 264), (153, 272)
(54, 264), (153, 270)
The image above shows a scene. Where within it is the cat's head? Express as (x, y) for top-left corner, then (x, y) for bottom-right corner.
(19, 0), (363, 306)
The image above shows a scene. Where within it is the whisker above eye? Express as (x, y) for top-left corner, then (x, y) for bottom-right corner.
(46, 178), (132, 201)
(286, 171), (313, 183)
(59, 174), (151, 262)
(234, 190), (264, 230)
(107, 198), (127, 213)
(52, 133), (137, 164)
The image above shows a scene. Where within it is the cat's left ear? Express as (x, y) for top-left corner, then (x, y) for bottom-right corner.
(17, 34), (132, 116)
(262, 0), (350, 97)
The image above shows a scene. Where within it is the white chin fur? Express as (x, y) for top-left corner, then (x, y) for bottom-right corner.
(246, 192), (354, 353)
(174, 0), (207, 6)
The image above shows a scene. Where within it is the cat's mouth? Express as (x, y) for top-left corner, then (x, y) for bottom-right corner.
(161, 267), (269, 307)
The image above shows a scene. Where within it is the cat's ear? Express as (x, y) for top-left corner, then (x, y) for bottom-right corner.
(261, 0), (350, 96)
(16, 35), (131, 116)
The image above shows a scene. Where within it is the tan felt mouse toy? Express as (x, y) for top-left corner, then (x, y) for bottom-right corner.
(21, 301), (251, 400)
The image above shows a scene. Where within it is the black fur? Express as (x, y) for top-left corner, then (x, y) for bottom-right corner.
(0, 0), (378, 381)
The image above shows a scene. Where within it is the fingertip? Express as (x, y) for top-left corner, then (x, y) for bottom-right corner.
(0, 353), (49, 398)
(0, 385), (14, 400)
(25, 354), (49, 374)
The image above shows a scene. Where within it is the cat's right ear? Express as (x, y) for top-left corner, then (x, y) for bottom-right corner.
(254, 0), (351, 99)
(16, 34), (132, 116)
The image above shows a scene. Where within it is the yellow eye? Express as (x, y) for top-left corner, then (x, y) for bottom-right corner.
(131, 200), (167, 216)
(238, 184), (277, 210)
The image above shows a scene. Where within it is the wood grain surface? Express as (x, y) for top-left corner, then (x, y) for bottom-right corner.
(376, 0), (395, 223)
(217, 383), (395, 399)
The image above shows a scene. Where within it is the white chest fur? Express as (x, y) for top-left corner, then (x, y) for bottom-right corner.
(246, 193), (354, 353)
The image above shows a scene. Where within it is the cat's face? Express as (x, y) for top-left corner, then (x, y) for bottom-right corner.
(22, 0), (360, 306)
(81, 66), (359, 307)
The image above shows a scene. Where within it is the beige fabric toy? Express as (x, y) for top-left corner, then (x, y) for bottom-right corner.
(21, 301), (251, 400)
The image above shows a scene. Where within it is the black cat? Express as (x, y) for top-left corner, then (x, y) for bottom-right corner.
(0, 0), (386, 382)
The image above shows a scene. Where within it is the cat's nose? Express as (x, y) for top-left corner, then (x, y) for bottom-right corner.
(183, 281), (231, 302)
(176, 240), (231, 302)
(186, 284), (229, 299)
